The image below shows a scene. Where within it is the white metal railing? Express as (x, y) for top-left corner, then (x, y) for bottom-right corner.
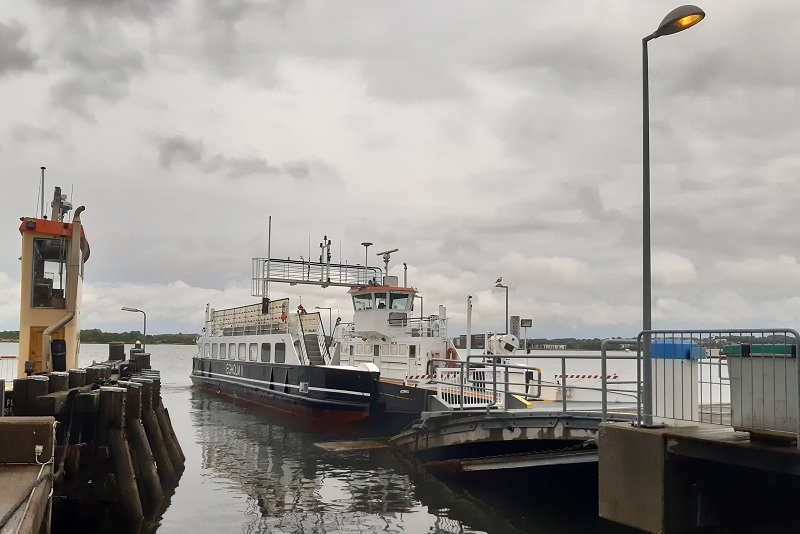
(434, 367), (505, 409)
(427, 351), (639, 416)
(627, 329), (800, 449)
(1, 355), (17, 382)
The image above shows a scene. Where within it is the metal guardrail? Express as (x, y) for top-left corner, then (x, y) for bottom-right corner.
(427, 352), (639, 416)
(252, 257), (383, 291)
(627, 329), (800, 449)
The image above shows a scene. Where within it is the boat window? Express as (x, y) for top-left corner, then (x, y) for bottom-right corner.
(238, 343), (246, 361)
(390, 344), (398, 356)
(356, 345), (363, 355)
(381, 344), (389, 356)
(390, 292), (410, 310)
(373, 345), (380, 357)
(275, 343), (286, 364)
(399, 344), (407, 356)
(228, 343), (236, 360)
(31, 237), (68, 309)
(409, 345), (416, 359)
(353, 293), (373, 311)
(211, 344), (218, 359)
(249, 343), (258, 361)
(219, 344), (227, 360)
(375, 292), (387, 309)
(261, 343), (271, 362)
(204, 344), (210, 359)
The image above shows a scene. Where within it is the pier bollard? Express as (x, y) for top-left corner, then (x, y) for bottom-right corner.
(109, 342), (125, 361)
(101, 386), (144, 525)
(12, 378), (29, 416)
(48, 371), (70, 393)
(27, 375), (50, 415)
(133, 378), (176, 485)
(68, 369), (86, 388)
(85, 366), (105, 384)
(118, 381), (164, 514)
(148, 376), (184, 471)
(161, 405), (185, 464)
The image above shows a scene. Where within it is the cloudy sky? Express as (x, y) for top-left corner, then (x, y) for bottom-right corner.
(1, 1), (798, 339)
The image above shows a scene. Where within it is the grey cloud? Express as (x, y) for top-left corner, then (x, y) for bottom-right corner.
(156, 135), (337, 180)
(0, 21), (37, 76)
(34, 0), (175, 20)
(10, 123), (62, 143)
(50, 48), (144, 117)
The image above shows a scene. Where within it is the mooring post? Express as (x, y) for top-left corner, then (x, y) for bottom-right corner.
(68, 368), (86, 388)
(103, 386), (144, 525)
(118, 380), (164, 514)
(27, 375), (50, 415)
(149, 376), (184, 471)
(134, 377), (176, 485)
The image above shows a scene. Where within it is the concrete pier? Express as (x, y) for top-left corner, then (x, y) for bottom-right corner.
(599, 422), (800, 532)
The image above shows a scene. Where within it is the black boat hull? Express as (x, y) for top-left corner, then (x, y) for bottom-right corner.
(191, 358), (379, 428)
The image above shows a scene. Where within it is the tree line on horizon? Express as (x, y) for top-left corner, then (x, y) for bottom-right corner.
(0, 329), (198, 345)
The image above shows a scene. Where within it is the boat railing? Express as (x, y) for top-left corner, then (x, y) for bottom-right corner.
(333, 316), (447, 342)
(251, 257), (383, 290)
(627, 328), (800, 448)
(427, 351), (640, 416)
(208, 301), (290, 336)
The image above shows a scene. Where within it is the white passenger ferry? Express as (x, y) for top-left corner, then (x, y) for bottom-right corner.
(191, 243), (462, 434)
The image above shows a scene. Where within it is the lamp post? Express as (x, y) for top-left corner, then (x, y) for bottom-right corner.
(642, 5), (704, 425)
(642, 5), (704, 335)
(121, 307), (147, 351)
(315, 306), (332, 335)
(494, 279), (508, 335)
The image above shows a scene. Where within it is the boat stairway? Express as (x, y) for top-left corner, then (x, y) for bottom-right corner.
(303, 334), (325, 365)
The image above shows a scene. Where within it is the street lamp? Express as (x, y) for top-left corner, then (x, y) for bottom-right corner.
(642, 5), (704, 336)
(642, 5), (704, 426)
(315, 306), (332, 335)
(121, 307), (147, 351)
(494, 278), (508, 335)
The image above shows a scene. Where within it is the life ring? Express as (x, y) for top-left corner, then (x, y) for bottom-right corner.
(445, 347), (458, 368)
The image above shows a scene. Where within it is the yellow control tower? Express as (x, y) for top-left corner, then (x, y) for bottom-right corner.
(17, 187), (90, 376)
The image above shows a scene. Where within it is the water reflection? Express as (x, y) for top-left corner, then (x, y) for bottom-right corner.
(189, 388), (483, 533)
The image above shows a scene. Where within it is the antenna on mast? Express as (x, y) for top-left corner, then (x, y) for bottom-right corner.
(40, 166), (46, 218)
(376, 248), (399, 275)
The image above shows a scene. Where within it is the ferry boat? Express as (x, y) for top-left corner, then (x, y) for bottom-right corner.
(191, 242), (463, 434)
(190, 299), (381, 428)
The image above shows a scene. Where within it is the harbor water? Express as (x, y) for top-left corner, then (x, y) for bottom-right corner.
(1, 343), (638, 533)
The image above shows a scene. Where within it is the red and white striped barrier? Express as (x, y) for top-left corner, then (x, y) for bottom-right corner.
(555, 374), (619, 380)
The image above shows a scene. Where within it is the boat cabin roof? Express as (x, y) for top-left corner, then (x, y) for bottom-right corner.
(347, 286), (417, 295)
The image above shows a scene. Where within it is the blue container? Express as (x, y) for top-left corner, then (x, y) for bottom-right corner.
(651, 339), (705, 360)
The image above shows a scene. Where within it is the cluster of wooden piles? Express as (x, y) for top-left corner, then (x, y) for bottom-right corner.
(1, 351), (184, 532)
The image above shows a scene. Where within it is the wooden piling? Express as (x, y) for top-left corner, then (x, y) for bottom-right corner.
(118, 381), (163, 514)
(133, 378), (175, 485)
(85, 366), (105, 384)
(48, 372), (70, 393)
(68, 369), (86, 388)
(109, 428), (143, 526)
(11, 378), (28, 416)
(27, 376), (49, 416)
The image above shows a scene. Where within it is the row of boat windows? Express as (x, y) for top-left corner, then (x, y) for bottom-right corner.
(342, 343), (415, 357)
(352, 291), (412, 311)
(203, 342), (287, 363)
